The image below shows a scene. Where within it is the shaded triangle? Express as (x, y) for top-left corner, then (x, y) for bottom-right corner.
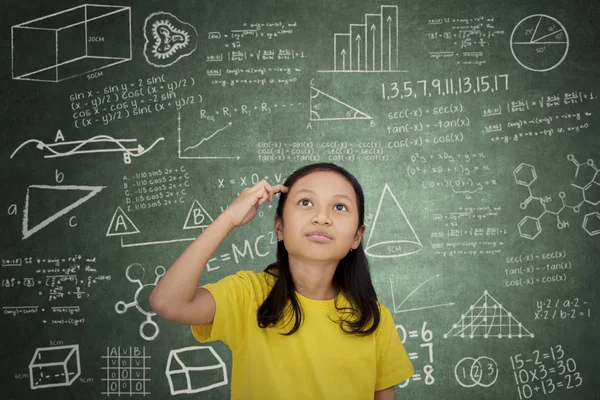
(22, 185), (105, 239)
(106, 206), (140, 236)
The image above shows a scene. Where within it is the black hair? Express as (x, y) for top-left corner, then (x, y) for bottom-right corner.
(257, 163), (380, 336)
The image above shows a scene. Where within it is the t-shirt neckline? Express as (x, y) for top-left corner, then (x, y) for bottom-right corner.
(295, 290), (339, 308)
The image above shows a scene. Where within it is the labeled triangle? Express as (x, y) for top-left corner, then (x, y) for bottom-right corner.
(183, 200), (214, 230)
(22, 185), (105, 239)
(365, 184), (422, 258)
(309, 86), (372, 121)
(106, 206), (140, 236)
(444, 291), (534, 339)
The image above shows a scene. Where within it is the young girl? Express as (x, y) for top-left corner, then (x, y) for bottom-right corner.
(150, 163), (414, 399)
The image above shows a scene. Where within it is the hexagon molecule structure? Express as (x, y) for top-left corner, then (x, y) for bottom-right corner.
(513, 155), (600, 239)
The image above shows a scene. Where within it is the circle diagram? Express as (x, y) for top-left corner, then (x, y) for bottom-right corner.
(455, 356), (498, 388)
(510, 14), (569, 72)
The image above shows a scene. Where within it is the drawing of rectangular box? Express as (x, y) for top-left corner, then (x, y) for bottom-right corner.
(11, 4), (131, 82)
(166, 346), (228, 394)
(29, 344), (81, 389)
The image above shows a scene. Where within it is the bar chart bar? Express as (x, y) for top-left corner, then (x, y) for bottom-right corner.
(381, 5), (398, 71)
(334, 33), (350, 71)
(349, 24), (365, 71)
(365, 13), (381, 71)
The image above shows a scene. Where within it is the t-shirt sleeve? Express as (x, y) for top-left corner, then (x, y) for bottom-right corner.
(190, 271), (252, 351)
(374, 305), (415, 391)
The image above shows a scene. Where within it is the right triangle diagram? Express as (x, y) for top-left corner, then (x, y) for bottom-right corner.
(309, 87), (372, 121)
(444, 290), (534, 339)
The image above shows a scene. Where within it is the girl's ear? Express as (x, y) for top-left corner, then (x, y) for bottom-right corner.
(352, 225), (366, 249)
(274, 215), (284, 240)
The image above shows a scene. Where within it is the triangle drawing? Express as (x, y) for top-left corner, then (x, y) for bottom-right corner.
(106, 206), (140, 236)
(443, 290), (534, 339)
(365, 184), (422, 258)
(22, 185), (105, 239)
(309, 86), (372, 121)
(183, 200), (214, 230)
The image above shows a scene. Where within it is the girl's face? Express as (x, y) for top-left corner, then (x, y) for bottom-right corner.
(275, 170), (364, 263)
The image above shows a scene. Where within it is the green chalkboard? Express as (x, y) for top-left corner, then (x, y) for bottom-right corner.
(1, 0), (599, 398)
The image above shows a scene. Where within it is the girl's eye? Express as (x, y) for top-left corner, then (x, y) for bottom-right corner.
(299, 199), (312, 206)
(334, 204), (348, 211)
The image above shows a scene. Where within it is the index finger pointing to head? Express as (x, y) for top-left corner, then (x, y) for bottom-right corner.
(272, 184), (288, 194)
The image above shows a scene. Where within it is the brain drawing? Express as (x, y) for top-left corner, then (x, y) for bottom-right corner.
(143, 12), (198, 67)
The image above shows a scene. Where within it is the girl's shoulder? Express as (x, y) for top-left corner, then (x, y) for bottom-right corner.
(228, 269), (276, 303)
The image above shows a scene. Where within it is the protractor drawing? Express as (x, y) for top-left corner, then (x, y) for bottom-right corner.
(365, 184), (422, 258)
(309, 86), (372, 121)
(22, 185), (105, 239)
(510, 14), (569, 72)
(444, 291), (534, 339)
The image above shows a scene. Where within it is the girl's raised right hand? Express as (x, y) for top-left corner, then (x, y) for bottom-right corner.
(223, 180), (288, 228)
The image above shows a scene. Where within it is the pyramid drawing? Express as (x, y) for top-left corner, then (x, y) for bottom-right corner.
(309, 86), (372, 121)
(444, 291), (534, 339)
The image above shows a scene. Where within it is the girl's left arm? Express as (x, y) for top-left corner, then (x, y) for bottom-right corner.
(374, 386), (395, 400)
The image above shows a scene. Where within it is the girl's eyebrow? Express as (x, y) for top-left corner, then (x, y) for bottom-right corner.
(294, 189), (354, 202)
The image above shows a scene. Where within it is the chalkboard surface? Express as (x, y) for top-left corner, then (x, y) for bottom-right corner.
(1, 0), (599, 399)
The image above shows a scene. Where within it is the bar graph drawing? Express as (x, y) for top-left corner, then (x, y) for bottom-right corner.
(319, 5), (405, 73)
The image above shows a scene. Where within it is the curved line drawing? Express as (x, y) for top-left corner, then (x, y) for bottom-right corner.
(391, 274), (454, 313)
(11, 136), (164, 159)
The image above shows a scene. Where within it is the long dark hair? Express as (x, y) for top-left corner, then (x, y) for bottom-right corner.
(257, 163), (380, 336)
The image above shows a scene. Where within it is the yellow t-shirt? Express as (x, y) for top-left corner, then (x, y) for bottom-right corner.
(191, 270), (414, 400)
